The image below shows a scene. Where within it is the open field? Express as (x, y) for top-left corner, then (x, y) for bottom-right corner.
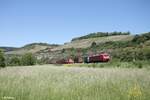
(0, 65), (150, 100)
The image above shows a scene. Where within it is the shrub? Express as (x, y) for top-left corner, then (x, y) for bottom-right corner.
(132, 32), (150, 43)
(99, 64), (104, 68)
(91, 42), (97, 47)
(138, 63), (143, 69)
(92, 63), (96, 68)
(9, 56), (21, 66)
(21, 53), (36, 66)
(133, 61), (143, 69)
(116, 63), (121, 67)
(0, 50), (6, 68)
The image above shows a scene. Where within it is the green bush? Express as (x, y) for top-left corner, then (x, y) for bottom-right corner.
(91, 42), (97, 47)
(132, 61), (143, 68)
(0, 50), (6, 68)
(132, 32), (150, 43)
(92, 63), (96, 68)
(99, 64), (104, 68)
(21, 53), (36, 66)
(9, 56), (21, 66)
(113, 47), (150, 62)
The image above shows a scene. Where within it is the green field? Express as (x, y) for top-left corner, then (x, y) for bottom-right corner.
(0, 65), (150, 100)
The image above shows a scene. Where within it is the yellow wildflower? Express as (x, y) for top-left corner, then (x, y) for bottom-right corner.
(128, 83), (142, 99)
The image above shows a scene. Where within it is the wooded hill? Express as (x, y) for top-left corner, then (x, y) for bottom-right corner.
(72, 32), (130, 41)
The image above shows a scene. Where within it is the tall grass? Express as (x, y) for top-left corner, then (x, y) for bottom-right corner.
(69, 60), (150, 69)
(0, 65), (150, 100)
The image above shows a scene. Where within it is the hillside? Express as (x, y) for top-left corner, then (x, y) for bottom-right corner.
(71, 31), (130, 41)
(33, 35), (134, 63)
(35, 32), (150, 64)
(51, 35), (133, 51)
(5, 35), (133, 55)
(0, 47), (18, 52)
(5, 43), (59, 55)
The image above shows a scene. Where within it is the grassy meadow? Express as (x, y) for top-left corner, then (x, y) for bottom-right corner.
(0, 65), (150, 100)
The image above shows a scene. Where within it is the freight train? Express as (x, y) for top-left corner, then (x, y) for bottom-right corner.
(56, 52), (110, 64)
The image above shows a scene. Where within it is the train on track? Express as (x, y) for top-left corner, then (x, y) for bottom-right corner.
(56, 52), (110, 64)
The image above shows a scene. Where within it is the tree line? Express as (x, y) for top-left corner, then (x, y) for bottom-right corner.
(0, 50), (36, 68)
(72, 31), (130, 41)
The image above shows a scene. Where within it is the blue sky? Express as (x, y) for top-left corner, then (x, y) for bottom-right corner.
(0, 0), (150, 47)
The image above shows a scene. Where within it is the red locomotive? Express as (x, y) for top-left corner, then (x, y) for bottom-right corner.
(84, 53), (110, 63)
